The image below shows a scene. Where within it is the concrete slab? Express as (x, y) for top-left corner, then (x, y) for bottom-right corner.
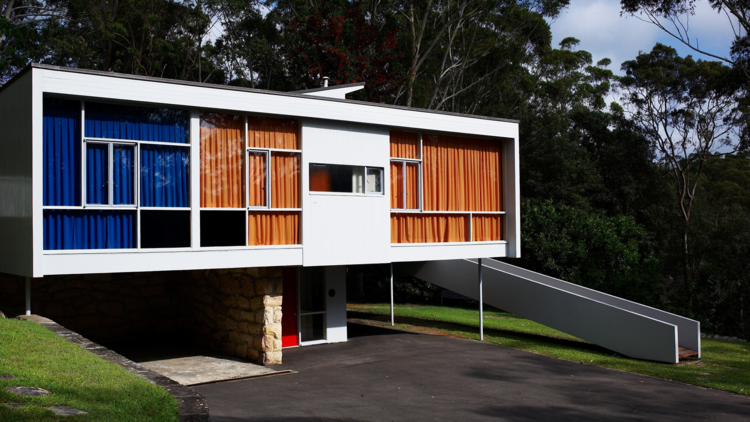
(140, 355), (279, 386)
(196, 322), (750, 422)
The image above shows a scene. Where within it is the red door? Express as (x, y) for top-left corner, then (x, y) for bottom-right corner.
(281, 267), (299, 347)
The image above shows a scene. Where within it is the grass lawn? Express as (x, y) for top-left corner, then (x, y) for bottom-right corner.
(348, 303), (750, 396)
(0, 318), (179, 421)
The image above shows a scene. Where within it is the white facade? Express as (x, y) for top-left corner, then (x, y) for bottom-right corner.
(0, 64), (520, 278)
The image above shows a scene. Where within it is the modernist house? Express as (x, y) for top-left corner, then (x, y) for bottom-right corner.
(0, 64), (520, 363)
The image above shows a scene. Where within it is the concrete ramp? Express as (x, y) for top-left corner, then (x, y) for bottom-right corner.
(397, 259), (700, 363)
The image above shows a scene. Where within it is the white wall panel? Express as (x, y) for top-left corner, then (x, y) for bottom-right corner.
(0, 72), (34, 277)
(42, 247), (303, 275)
(391, 243), (506, 263)
(302, 120), (390, 266)
(505, 137), (521, 257)
(325, 266), (347, 343)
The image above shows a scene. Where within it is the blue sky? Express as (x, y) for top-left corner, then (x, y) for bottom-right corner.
(548, 0), (739, 74)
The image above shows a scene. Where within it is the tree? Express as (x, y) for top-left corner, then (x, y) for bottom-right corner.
(621, 0), (750, 80)
(617, 43), (748, 308)
(283, 0), (403, 102)
(0, 0), (67, 80)
(46, 0), (214, 81)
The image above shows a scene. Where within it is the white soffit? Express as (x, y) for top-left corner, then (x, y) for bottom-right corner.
(36, 67), (518, 140)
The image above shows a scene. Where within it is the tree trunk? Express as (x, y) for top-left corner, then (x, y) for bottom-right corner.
(683, 224), (692, 310)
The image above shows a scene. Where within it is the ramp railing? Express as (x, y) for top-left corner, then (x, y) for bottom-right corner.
(397, 259), (701, 363)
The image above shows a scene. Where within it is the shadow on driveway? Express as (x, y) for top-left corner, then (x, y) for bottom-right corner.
(195, 322), (750, 422)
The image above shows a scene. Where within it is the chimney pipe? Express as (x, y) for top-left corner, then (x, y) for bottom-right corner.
(322, 76), (329, 88)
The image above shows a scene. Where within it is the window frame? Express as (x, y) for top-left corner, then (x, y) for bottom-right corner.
(390, 159), (422, 211)
(83, 140), (138, 209)
(308, 163), (385, 196)
(43, 99), (193, 251)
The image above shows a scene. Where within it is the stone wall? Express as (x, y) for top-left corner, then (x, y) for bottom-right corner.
(0, 267), (284, 365)
(181, 268), (283, 365)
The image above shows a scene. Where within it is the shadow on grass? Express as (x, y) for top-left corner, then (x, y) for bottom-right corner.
(347, 310), (618, 358)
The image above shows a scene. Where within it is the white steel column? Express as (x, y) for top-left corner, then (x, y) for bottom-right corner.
(390, 263), (395, 326)
(478, 258), (484, 341)
(25, 277), (31, 315)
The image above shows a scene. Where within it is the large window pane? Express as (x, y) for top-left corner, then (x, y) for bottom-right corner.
(44, 98), (81, 206)
(85, 102), (189, 144)
(140, 210), (190, 248)
(200, 113), (244, 208)
(140, 145), (190, 207)
(247, 117), (299, 149)
(113, 145), (135, 205)
(247, 211), (299, 245)
(271, 153), (300, 208)
(86, 143), (109, 205)
(422, 135), (502, 211)
(43, 209), (135, 250)
(248, 151), (267, 207)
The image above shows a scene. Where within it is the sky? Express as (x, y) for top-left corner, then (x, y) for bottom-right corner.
(548, 0), (740, 74)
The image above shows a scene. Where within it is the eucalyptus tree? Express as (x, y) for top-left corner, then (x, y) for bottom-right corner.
(618, 43), (748, 308)
(621, 0), (750, 80)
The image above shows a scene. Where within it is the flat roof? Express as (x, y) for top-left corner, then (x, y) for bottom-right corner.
(4, 63), (518, 125)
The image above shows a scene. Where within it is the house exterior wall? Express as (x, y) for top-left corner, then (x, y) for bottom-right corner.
(0, 64), (520, 278)
(302, 119), (391, 266)
(0, 71), (34, 277)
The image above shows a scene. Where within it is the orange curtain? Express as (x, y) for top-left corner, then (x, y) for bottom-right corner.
(248, 118), (299, 149)
(248, 152), (266, 207)
(390, 131), (420, 159)
(271, 153), (300, 208)
(391, 214), (467, 243)
(309, 166), (331, 191)
(390, 162), (403, 208)
(248, 211), (299, 245)
(406, 162), (419, 209)
(422, 135), (502, 212)
(200, 113), (244, 208)
(472, 214), (503, 241)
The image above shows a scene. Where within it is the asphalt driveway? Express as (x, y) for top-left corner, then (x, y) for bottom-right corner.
(195, 323), (750, 421)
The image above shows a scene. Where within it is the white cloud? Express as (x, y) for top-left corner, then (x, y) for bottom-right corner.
(548, 0), (738, 74)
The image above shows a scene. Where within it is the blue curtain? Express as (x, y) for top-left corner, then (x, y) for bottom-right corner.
(86, 143), (108, 204)
(44, 210), (135, 250)
(44, 99), (81, 206)
(140, 145), (190, 207)
(113, 145), (135, 205)
(85, 102), (189, 144)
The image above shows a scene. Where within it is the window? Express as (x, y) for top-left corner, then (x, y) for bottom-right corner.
(43, 99), (191, 250)
(85, 142), (135, 206)
(309, 164), (383, 194)
(390, 131), (506, 243)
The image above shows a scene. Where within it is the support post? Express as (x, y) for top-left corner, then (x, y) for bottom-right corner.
(390, 263), (395, 326)
(478, 258), (483, 341)
(25, 277), (31, 316)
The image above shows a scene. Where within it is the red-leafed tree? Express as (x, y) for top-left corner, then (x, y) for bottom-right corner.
(285, 0), (403, 103)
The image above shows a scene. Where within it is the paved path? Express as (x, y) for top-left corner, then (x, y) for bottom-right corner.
(195, 323), (750, 421)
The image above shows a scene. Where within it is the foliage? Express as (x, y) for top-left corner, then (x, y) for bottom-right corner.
(282, 0), (403, 102)
(620, 0), (750, 80)
(0, 318), (179, 421)
(515, 200), (661, 306)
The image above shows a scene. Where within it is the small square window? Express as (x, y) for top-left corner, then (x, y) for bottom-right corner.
(366, 167), (383, 194)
